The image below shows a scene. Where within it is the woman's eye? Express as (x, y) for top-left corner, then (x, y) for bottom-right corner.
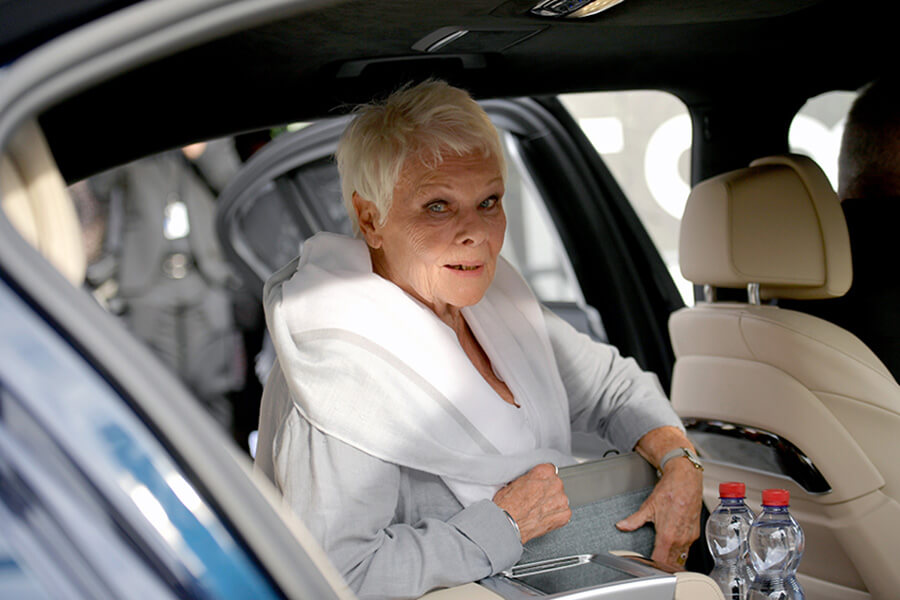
(426, 201), (448, 213)
(480, 197), (499, 209)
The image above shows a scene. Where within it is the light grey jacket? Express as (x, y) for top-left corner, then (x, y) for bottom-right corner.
(255, 308), (682, 599)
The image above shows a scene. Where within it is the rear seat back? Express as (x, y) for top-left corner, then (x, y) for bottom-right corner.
(670, 154), (900, 599)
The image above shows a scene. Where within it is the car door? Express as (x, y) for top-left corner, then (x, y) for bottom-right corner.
(217, 97), (684, 394)
(0, 124), (351, 600)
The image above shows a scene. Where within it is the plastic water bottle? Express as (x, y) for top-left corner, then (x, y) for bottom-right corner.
(747, 489), (805, 600)
(706, 482), (755, 599)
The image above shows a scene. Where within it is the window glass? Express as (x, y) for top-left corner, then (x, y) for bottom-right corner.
(70, 140), (259, 452)
(0, 533), (51, 599)
(0, 280), (280, 600)
(789, 90), (857, 191)
(560, 90), (859, 303)
(559, 91), (693, 302)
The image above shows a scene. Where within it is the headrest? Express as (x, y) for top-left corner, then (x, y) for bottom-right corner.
(679, 154), (851, 300)
(1, 120), (86, 286)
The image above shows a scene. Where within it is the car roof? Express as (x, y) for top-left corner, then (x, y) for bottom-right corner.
(7, 0), (891, 180)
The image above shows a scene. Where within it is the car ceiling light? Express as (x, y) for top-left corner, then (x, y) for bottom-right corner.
(531, 0), (625, 19)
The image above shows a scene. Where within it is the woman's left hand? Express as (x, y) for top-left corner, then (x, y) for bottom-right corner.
(614, 426), (703, 570)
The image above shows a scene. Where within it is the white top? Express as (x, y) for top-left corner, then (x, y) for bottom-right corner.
(261, 232), (574, 505)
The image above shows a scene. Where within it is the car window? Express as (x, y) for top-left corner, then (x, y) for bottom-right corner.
(559, 91), (692, 303)
(788, 90), (857, 190)
(560, 89), (860, 304)
(69, 141), (263, 451)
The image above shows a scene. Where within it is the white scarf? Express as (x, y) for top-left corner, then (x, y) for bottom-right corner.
(265, 232), (574, 506)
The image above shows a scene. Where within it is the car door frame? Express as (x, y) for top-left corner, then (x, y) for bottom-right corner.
(0, 0), (355, 598)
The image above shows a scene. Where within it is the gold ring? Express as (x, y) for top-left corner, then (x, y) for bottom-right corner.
(676, 552), (687, 565)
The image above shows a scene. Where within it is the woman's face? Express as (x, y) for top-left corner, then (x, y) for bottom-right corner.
(358, 152), (506, 314)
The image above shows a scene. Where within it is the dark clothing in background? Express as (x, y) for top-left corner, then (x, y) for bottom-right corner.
(88, 140), (250, 430)
(781, 197), (900, 382)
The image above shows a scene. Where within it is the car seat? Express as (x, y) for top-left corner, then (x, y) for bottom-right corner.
(0, 119), (86, 286)
(780, 197), (900, 383)
(669, 154), (900, 600)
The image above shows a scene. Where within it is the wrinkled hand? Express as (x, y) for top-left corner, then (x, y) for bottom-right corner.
(493, 463), (572, 544)
(615, 459), (703, 570)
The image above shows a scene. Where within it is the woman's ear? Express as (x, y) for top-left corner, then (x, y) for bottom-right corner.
(353, 192), (383, 249)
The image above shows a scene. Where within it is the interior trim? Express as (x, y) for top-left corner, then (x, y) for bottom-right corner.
(684, 417), (832, 494)
(411, 25), (546, 53)
(335, 54), (487, 78)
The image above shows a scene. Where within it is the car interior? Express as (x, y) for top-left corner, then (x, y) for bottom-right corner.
(0, 0), (897, 598)
(671, 154), (900, 599)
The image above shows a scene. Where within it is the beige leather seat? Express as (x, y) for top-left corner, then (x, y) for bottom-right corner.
(670, 154), (900, 600)
(1, 120), (86, 286)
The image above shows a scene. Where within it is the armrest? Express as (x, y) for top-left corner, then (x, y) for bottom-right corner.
(674, 572), (725, 600)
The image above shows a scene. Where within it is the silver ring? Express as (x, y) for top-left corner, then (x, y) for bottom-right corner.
(553, 464), (559, 475)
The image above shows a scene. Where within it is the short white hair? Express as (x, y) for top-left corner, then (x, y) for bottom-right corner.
(336, 80), (505, 232)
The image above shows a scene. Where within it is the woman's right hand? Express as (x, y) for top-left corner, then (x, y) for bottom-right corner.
(493, 463), (571, 544)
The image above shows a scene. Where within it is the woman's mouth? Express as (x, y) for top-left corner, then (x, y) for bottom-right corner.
(444, 262), (484, 273)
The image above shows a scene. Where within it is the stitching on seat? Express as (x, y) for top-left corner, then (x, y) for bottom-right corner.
(732, 309), (897, 386)
(812, 389), (900, 416)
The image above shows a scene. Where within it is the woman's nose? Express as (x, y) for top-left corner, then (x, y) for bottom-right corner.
(455, 209), (488, 246)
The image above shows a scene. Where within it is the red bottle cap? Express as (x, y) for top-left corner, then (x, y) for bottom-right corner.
(761, 489), (790, 506)
(718, 482), (746, 498)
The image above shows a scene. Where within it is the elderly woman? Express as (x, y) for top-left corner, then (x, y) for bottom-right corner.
(255, 80), (702, 599)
